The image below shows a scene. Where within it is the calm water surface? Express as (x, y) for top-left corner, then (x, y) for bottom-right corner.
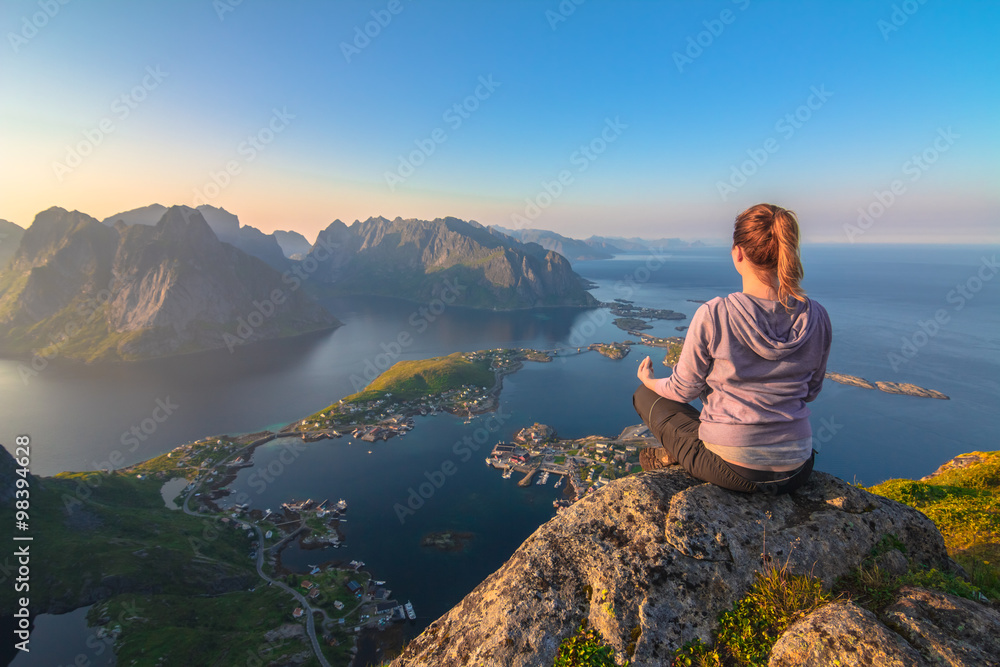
(3, 244), (998, 663)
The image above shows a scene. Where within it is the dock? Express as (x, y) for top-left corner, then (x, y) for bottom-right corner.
(518, 466), (539, 487)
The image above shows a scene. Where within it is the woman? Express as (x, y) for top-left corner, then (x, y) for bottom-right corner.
(633, 203), (831, 494)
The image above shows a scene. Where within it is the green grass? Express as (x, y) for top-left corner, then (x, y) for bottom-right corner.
(868, 451), (1000, 600)
(318, 352), (496, 409)
(662, 341), (683, 367)
(553, 620), (620, 667)
(0, 471), (255, 613)
(673, 565), (832, 667)
(90, 588), (325, 666)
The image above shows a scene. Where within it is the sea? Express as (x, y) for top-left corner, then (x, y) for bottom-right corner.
(3, 243), (998, 666)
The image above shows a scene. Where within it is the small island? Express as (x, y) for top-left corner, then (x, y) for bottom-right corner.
(613, 317), (652, 332)
(589, 342), (631, 360)
(605, 298), (687, 320)
(421, 530), (475, 552)
(824, 372), (949, 400)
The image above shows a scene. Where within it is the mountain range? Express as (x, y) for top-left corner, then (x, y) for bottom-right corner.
(0, 219), (24, 268)
(0, 207), (600, 361)
(492, 226), (709, 260)
(0, 206), (337, 362)
(306, 216), (597, 309)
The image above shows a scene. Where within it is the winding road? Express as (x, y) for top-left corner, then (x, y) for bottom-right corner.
(181, 436), (332, 667)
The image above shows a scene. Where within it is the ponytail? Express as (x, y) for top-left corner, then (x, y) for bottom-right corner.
(733, 203), (806, 313)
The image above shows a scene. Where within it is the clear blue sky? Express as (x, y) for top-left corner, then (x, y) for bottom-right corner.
(1, 0), (997, 243)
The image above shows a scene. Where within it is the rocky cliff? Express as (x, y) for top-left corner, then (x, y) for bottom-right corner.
(273, 229), (312, 259)
(391, 467), (996, 666)
(308, 216), (598, 308)
(0, 219), (25, 268)
(0, 206), (338, 361)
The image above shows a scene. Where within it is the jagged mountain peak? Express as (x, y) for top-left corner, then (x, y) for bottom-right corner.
(101, 203), (169, 228)
(13, 207), (116, 271)
(306, 214), (596, 308)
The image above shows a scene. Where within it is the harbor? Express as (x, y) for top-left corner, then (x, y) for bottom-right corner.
(485, 422), (658, 508)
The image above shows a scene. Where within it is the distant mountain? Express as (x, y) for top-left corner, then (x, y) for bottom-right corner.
(102, 204), (289, 271)
(101, 203), (169, 227)
(0, 206), (338, 362)
(0, 219), (25, 268)
(307, 216), (597, 309)
(273, 229), (312, 259)
(585, 235), (707, 253)
(491, 226), (613, 261)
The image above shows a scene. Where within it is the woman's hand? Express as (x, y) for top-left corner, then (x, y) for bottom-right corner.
(637, 356), (655, 385)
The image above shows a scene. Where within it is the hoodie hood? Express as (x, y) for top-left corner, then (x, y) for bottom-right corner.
(725, 292), (817, 361)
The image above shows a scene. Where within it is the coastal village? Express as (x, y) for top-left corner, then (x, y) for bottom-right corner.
(115, 330), (952, 664)
(486, 422), (657, 510)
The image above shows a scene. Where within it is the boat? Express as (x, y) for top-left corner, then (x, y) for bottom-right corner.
(404, 600), (416, 620)
(335, 499), (347, 511)
(485, 457), (494, 467)
(536, 471), (550, 485)
(502, 466), (513, 479)
(553, 476), (563, 488)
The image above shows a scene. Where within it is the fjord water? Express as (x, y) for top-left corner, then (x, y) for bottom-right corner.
(2, 244), (998, 662)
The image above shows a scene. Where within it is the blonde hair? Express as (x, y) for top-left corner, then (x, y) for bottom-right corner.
(732, 203), (806, 312)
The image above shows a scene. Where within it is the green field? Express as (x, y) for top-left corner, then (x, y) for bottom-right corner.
(0, 472), (256, 614)
(90, 588), (334, 666)
(336, 352), (495, 406)
(869, 450), (1000, 599)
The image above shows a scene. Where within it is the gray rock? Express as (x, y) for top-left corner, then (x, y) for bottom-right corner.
(390, 469), (949, 667)
(882, 586), (1000, 666)
(769, 601), (928, 667)
(875, 548), (910, 577)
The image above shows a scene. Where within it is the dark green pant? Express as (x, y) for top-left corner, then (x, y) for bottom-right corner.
(632, 385), (813, 494)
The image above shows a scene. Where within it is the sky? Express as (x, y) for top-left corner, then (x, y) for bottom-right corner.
(1, 0), (997, 244)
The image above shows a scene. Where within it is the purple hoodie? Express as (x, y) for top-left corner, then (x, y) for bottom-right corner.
(652, 292), (832, 447)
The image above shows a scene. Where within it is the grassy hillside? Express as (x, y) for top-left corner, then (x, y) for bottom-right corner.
(0, 472), (255, 614)
(92, 589), (333, 666)
(869, 450), (1000, 599)
(342, 352), (495, 404)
